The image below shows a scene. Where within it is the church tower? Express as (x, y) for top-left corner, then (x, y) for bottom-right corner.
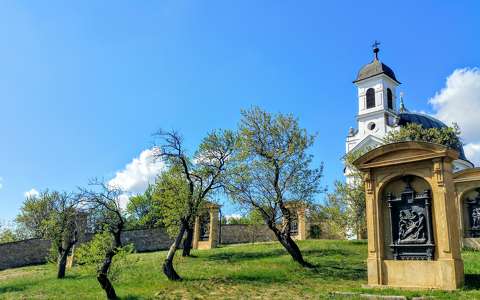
(346, 42), (400, 154)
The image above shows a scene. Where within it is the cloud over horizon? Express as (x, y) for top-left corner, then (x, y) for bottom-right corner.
(108, 148), (165, 207)
(429, 68), (480, 165)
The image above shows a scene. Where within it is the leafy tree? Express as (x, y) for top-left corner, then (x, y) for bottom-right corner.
(126, 185), (162, 229)
(153, 129), (236, 280)
(16, 190), (80, 279)
(150, 165), (193, 257)
(0, 222), (18, 244)
(15, 191), (55, 238)
(225, 107), (324, 267)
(383, 122), (462, 149)
(308, 201), (348, 240)
(74, 230), (135, 283)
(79, 180), (128, 300)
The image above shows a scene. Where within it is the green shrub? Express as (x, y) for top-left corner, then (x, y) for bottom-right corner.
(74, 231), (135, 282)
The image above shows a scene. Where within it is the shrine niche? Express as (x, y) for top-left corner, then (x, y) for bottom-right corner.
(384, 176), (434, 260)
(353, 141), (464, 290)
(464, 189), (480, 238)
(193, 202), (220, 250)
(453, 168), (480, 249)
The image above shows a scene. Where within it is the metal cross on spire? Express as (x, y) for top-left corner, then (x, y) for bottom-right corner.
(372, 40), (380, 60)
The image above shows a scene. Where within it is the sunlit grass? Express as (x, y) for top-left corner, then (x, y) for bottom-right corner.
(0, 240), (479, 299)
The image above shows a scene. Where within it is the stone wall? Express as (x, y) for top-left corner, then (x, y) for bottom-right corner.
(220, 224), (276, 244)
(121, 228), (174, 252)
(0, 225), (281, 270)
(0, 238), (51, 270)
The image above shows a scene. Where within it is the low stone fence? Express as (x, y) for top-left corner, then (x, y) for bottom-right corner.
(0, 228), (175, 271)
(219, 224), (277, 244)
(0, 224), (303, 270)
(0, 238), (51, 270)
(121, 228), (174, 252)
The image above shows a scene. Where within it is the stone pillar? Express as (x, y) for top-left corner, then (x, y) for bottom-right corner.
(353, 141), (464, 290)
(192, 202), (220, 250)
(285, 202), (307, 241)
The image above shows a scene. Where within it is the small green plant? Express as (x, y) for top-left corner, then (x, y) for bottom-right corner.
(75, 231), (135, 282)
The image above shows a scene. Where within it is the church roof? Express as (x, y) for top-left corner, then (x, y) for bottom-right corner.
(353, 44), (400, 84)
(354, 59), (400, 84)
(397, 111), (468, 161)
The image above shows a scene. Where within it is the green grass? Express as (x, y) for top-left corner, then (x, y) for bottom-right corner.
(1, 240), (480, 299)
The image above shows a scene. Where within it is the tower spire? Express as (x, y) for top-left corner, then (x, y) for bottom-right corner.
(372, 40), (380, 60)
(399, 92), (408, 112)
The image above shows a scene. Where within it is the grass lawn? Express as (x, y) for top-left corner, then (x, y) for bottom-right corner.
(1, 240), (480, 299)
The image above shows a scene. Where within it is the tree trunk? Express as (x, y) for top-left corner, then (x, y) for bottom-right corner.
(182, 224), (194, 257)
(272, 229), (313, 268)
(97, 250), (117, 300)
(57, 241), (75, 279)
(163, 223), (186, 281)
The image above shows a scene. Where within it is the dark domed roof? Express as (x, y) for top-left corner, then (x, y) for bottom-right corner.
(397, 111), (468, 161)
(354, 59), (400, 84)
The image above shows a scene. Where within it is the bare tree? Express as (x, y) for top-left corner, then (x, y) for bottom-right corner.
(225, 107), (324, 267)
(79, 180), (126, 300)
(153, 129), (236, 280)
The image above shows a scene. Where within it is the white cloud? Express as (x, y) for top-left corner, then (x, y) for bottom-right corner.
(224, 214), (242, 220)
(24, 188), (40, 198)
(0, 177), (3, 190)
(108, 148), (165, 207)
(465, 143), (480, 166)
(429, 68), (480, 165)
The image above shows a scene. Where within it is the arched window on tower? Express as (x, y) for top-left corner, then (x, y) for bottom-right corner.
(366, 88), (375, 109)
(387, 88), (393, 110)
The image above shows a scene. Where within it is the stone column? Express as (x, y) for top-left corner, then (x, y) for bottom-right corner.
(192, 202), (220, 250)
(284, 202), (307, 241)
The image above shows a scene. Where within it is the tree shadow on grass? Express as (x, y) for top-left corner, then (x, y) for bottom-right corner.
(122, 295), (142, 300)
(205, 248), (287, 262)
(0, 285), (26, 294)
(184, 274), (290, 284)
(302, 248), (355, 257)
(308, 261), (367, 281)
(464, 274), (480, 290)
(205, 247), (355, 264)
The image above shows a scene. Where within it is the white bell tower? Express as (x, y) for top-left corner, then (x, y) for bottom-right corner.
(346, 42), (400, 154)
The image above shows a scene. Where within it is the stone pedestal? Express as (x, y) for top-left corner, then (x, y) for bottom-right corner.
(353, 141), (464, 290)
(193, 202), (220, 250)
(284, 202), (307, 240)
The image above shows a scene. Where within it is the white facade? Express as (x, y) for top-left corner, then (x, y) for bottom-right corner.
(345, 63), (473, 175)
(346, 74), (399, 155)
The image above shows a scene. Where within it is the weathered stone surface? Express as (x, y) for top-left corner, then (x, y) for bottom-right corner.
(121, 228), (174, 252)
(220, 224), (277, 244)
(0, 239), (51, 270)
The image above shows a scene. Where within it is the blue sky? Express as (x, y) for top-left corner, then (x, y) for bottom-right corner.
(1, 1), (479, 221)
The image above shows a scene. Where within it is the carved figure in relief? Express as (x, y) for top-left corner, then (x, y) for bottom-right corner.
(472, 207), (480, 229)
(398, 207), (425, 243)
